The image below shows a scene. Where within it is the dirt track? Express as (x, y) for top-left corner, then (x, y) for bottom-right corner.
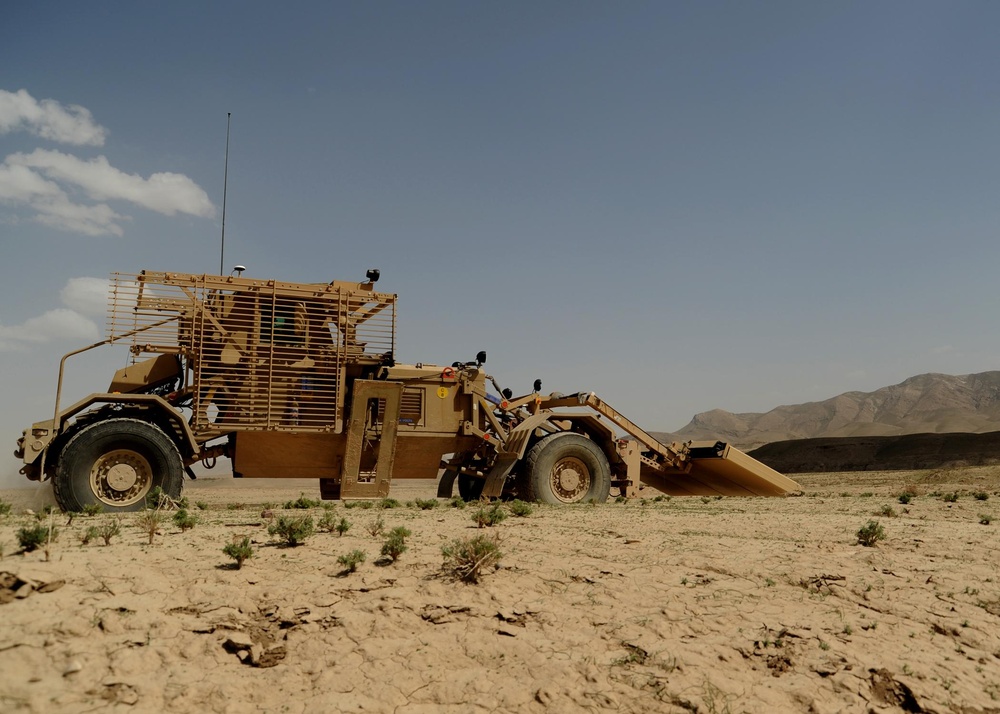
(1, 470), (999, 713)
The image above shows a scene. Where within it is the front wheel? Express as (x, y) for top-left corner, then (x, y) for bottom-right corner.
(525, 433), (611, 505)
(54, 418), (183, 512)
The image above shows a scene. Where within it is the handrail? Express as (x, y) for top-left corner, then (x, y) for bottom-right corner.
(52, 315), (180, 426)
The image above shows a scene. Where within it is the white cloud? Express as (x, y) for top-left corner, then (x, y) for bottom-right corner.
(0, 89), (107, 146)
(0, 89), (215, 236)
(9, 149), (215, 219)
(61, 277), (110, 317)
(0, 308), (99, 352)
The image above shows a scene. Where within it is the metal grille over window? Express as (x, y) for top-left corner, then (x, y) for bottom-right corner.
(106, 271), (396, 436)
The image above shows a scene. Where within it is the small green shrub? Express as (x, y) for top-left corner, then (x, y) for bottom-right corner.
(284, 494), (321, 509)
(414, 498), (439, 510)
(508, 499), (533, 517)
(366, 515), (385, 537)
(448, 496), (467, 509)
(223, 536), (253, 568)
(0, 498), (12, 516)
(335, 517), (351, 536)
(942, 492), (960, 503)
(441, 534), (502, 583)
(615, 495), (628, 504)
(878, 505), (897, 518)
(381, 526), (412, 562)
(897, 493), (912, 505)
(979, 513), (992, 525)
(317, 510), (338, 533)
(973, 491), (989, 501)
(859, 492), (874, 498)
(378, 498), (402, 509)
(145, 486), (168, 510)
(471, 502), (507, 528)
(268, 515), (315, 546)
(136, 510), (165, 545)
(343, 500), (358, 509)
(173, 509), (198, 531)
(98, 518), (122, 545)
(195, 501), (209, 511)
(337, 549), (366, 573)
(356, 500), (374, 510)
(17, 523), (57, 552)
(856, 520), (886, 547)
(80, 526), (99, 545)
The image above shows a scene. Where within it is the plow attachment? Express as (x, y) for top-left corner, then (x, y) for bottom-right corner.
(641, 440), (800, 497)
(536, 392), (801, 498)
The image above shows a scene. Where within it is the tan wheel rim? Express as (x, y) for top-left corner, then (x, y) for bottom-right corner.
(90, 449), (153, 506)
(550, 456), (591, 503)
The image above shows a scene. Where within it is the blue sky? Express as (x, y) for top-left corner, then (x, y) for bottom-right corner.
(3, 1), (1000, 485)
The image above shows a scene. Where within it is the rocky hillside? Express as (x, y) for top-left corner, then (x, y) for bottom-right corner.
(654, 371), (1000, 449)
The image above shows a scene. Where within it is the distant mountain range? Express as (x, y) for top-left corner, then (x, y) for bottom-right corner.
(652, 371), (1000, 449)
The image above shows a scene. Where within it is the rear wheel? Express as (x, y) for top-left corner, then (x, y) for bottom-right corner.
(54, 418), (183, 512)
(525, 433), (611, 505)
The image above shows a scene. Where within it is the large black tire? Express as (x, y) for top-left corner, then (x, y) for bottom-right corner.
(525, 433), (611, 505)
(54, 418), (183, 512)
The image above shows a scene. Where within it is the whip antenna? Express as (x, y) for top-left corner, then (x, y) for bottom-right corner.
(220, 112), (231, 275)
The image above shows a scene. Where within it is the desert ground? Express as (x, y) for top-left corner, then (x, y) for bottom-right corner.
(1, 468), (999, 714)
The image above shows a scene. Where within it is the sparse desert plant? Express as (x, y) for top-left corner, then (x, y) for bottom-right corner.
(268, 515), (315, 546)
(318, 509), (338, 532)
(343, 501), (358, 509)
(226, 502), (245, 510)
(508, 499), (533, 517)
(471, 502), (507, 528)
(366, 514), (385, 537)
(380, 526), (412, 562)
(878, 505), (897, 518)
(378, 498), (402, 509)
(195, 501), (209, 511)
(414, 498), (438, 510)
(0, 498), (13, 516)
(145, 486), (167, 510)
(335, 517), (351, 536)
(223, 536), (254, 569)
(441, 533), (502, 583)
(897, 493), (913, 505)
(448, 496), (466, 509)
(136, 509), (165, 545)
(356, 500), (374, 510)
(856, 520), (886, 547)
(83, 503), (103, 516)
(859, 492), (873, 498)
(942, 492), (960, 503)
(98, 518), (122, 546)
(17, 522), (57, 552)
(284, 494), (321, 509)
(80, 526), (99, 545)
(974, 491), (990, 501)
(337, 549), (366, 573)
(615, 495), (628, 504)
(979, 513), (992, 526)
(173, 509), (198, 531)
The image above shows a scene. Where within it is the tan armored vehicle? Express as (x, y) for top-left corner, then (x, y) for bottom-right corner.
(15, 270), (799, 512)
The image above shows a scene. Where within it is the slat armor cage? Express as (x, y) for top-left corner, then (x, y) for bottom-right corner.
(107, 271), (396, 437)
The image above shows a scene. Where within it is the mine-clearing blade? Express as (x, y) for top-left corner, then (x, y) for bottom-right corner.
(538, 392), (800, 497)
